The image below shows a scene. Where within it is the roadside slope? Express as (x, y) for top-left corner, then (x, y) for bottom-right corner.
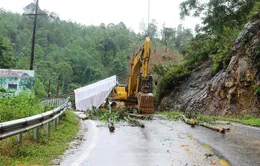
(158, 14), (260, 117)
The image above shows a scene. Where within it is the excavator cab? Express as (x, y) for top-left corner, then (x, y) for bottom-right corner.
(112, 83), (128, 100)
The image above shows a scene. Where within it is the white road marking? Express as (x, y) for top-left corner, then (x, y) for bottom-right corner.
(71, 120), (99, 166)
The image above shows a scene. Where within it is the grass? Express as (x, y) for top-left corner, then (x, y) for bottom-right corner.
(0, 110), (79, 166)
(197, 114), (260, 127)
(158, 110), (181, 120)
(158, 110), (260, 127)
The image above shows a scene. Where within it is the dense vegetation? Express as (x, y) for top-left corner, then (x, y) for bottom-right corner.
(0, 3), (143, 98)
(0, 90), (52, 122)
(154, 0), (260, 104)
(0, 3), (194, 100)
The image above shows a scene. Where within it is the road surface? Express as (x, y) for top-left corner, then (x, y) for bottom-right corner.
(60, 114), (260, 166)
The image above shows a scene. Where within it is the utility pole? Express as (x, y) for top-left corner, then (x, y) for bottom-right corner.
(24, 1), (47, 70)
(30, 0), (39, 70)
(148, 0), (150, 37)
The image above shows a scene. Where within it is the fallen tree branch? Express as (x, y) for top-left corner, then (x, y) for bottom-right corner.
(128, 114), (144, 119)
(175, 115), (197, 126)
(199, 122), (229, 134)
(127, 113), (153, 120)
(124, 115), (145, 128)
(108, 118), (115, 132)
(174, 114), (229, 134)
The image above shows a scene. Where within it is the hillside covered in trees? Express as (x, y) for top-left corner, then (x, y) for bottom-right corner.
(0, 2), (191, 99)
(0, 4), (137, 98)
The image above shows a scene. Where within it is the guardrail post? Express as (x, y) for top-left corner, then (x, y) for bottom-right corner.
(57, 117), (59, 125)
(17, 133), (22, 143)
(33, 127), (39, 141)
(54, 118), (58, 130)
(46, 122), (50, 135)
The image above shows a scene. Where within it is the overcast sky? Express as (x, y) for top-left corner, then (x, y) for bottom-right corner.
(0, 0), (201, 33)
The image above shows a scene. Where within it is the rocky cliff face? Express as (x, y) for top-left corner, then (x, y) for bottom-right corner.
(158, 14), (260, 117)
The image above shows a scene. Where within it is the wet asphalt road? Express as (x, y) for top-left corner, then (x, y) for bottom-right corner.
(168, 120), (260, 166)
(60, 114), (260, 166)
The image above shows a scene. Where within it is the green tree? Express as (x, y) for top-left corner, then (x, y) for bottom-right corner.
(139, 19), (158, 39)
(34, 77), (47, 99)
(57, 62), (73, 94)
(0, 37), (16, 68)
(161, 24), (175, 52)
(180, 0), (255, 34)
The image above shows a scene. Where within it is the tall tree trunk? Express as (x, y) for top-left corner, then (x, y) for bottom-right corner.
(48, 79), (51, 93)
(56, 75), (61, 97)
(61, 76), (65, 94)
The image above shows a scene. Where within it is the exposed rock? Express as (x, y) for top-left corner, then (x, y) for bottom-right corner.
(158, 13), (260, 117)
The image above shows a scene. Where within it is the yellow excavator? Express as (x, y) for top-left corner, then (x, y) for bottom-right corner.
(111, 37), (154, 114)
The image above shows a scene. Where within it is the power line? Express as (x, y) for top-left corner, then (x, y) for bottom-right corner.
(0, 14), (33, 56)
(0, 15), (12, 33)
(17, 35), (33, 56)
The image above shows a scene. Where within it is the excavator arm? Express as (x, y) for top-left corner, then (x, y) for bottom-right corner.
(137, 37), (154, 114)
(112, 37), (154, 114)
(128, 37), (151, 95)
(127, 47), (142, 98)
(141, 37), (151, 79)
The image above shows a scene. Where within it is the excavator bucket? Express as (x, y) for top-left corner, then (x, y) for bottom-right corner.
(137, 92), (154, 114)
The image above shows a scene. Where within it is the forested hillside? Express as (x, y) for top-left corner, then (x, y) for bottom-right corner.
(0, 3), (190, 99)
(0, 4), (142, 98)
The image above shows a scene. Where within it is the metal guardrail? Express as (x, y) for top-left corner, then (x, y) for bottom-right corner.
(0, 98), (70, 142)
(41, 98), (68, 107)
